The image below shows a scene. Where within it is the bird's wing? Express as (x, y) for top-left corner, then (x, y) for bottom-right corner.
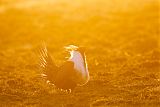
(59, 61), (75, 78)
(54, 61), (77, 90)
(38, 43), (58, 83)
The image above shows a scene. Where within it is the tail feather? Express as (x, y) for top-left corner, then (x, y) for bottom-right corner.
(38, 43), (59, 83)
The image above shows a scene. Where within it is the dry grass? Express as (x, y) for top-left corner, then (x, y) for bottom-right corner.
(0, 0), (159, 107)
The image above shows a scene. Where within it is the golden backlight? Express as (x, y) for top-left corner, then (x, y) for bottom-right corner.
(0, 0), (159, 107)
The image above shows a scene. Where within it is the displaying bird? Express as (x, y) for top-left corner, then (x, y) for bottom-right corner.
(38, 44), (89, 92)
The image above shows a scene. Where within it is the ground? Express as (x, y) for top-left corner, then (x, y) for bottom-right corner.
(0, 0), (159, 107)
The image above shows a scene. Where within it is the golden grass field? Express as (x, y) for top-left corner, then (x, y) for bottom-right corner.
(0, 0), (159, 107)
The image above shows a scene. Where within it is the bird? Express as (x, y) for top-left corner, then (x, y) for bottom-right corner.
(38, 44), (89, 92)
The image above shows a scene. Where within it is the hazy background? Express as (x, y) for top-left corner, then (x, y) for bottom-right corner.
(0, 0), (159, 107)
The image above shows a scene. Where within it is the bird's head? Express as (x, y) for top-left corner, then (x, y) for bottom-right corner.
(64, 45), (86, 55)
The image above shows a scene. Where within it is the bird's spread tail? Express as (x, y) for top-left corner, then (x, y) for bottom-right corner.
(37, 43), (58, 84)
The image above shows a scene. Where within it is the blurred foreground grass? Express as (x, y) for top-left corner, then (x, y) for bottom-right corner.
(0, 0), (159, 107)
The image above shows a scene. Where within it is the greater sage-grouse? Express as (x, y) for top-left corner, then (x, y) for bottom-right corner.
(38, 44), (89, 92)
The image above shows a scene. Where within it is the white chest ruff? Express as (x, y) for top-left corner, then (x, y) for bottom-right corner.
(68, 51), (89, 85)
